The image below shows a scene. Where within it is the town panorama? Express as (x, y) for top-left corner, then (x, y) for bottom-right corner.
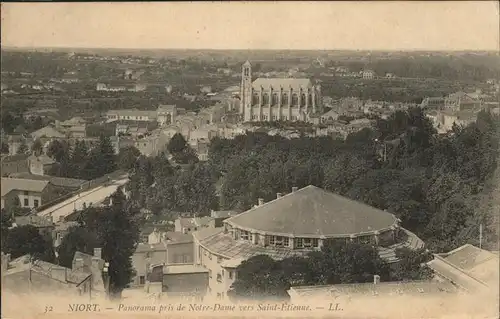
(1, 48), (499, 317)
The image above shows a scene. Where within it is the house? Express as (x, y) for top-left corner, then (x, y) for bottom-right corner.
(1, 177), (57, 210)
(210, 210), (238, 227)
(320, 109), (340, 124)
(131, 231), (194, 287)
(444, 92), (483, 111)
(174, 216), (216, 234)
(362, 70), (376, 80)
(8, 172), (86, 193)
(193, 186), (425, 300)
(14, 215), (55, 237)
(157, 105), (177, 126)
(6, 134), (34, 156)
(54, 117), (87, 138)
(1, 248), (107, 298)
(28, 154), (56, 176)
(31, 125), (66, 140)
(146, 264), (209, 300)
(105, 109), (158, 123)
(1, 154), (30, 176)
(427, 244), (499, 293)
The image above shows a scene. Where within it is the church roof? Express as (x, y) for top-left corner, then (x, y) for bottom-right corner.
(225, 185), (398, 236)
(252, 78), (313, 90)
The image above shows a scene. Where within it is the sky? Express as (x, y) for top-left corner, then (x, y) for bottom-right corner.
(1, 2), (499, 51)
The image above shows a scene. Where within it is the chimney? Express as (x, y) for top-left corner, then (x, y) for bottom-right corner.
(74, 258), (84, 270)
(277, 193), (283, 199)
(292, 187), (298, 192)
(258, 198), (264, 206)
(93, 248), (102, 259)
(374, 275), (381, 285)
(91, 257), (102, 271)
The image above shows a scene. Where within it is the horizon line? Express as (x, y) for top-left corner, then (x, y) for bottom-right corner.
(2, 46), (499, 53)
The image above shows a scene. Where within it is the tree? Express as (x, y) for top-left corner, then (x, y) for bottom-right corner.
(1, 142), (9, 154)
(17, 139), (28, 154)
(167, 133), (187, 155)
(228, 255), (290, 301)
(46, 139), (71, 177)
(78, 188), (139, 298)
(391, 248), (433, 281)
(57, 226), (99, 268)
(31, 139), (43, 156)
(3, 225), (55, 262)
(117, 146), (141, 171)
(87, 135), (117, 179)
(70, 140), (90, 179)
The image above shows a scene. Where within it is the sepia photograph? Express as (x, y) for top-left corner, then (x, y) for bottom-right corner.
(0, 2), (499, 319)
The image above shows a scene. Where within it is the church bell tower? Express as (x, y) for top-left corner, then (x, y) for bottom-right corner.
(240, 61), (252, 121)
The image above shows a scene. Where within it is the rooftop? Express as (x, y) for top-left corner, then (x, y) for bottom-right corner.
(288, 280), (458, 298)
(8, 173), (86, 189)
(252, 78), (313, 89)
(28, 154), (56, 165)
(163, 264), (209, 275)
(1, 177), (49, 197)
(225, 185), (398, 236)
(194, 227), (424, 263)
(1, 154), (29, 163)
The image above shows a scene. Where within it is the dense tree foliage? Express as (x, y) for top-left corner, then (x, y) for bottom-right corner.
(58, 188), (140, 298)
(229, 242), (432, 300)
(128, 152), (217, 215)
(46, 135), (117, 180)
(3, 225), (56, 263)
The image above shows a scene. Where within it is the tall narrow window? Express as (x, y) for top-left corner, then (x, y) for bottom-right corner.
(296, 238), (303, 248)
(272, 93), (279, 105)
(292, 94), (299, 106)
(282, 93), (289, 105)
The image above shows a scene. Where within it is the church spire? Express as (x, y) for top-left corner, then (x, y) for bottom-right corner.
(243, 60), (251, 67)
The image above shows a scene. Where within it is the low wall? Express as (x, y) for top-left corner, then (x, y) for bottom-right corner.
(35, 170), (128, 213)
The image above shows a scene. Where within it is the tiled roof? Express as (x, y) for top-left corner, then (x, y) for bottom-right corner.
(164, 231), (193, 244)
(252, 78), (313, 90)
(31, 126), (65, 139)
(195, 227), (423, 263)
(163, 264), (208, 274)
(1, 177), (49, 197)
(14, 215), (53, 228)
(443, 244), (496, 271)
(9, 173), (86, 189)
(28, 154), (56, 165)
(225, 185), (398, 236)
(1, 154), (29, 163)
(135, 242), (167, 253)
(289, 280), (457, 298)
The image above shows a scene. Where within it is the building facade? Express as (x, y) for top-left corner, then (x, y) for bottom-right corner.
(239, 61), (322, 122)
(193, 185), (425, 300)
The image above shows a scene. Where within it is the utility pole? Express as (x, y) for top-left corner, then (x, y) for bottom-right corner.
(479, 223), (483, 249)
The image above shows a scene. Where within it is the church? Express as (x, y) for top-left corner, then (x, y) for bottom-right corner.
(239, 61), (323, 122)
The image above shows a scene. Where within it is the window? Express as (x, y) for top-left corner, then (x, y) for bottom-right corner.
(292, 94), (299, 106)
(252, 115), (257, 120)
(24, 198), (29, 206)
(269, 236), (275, 245)
(209, 270), (212, 278)
(217, 273), (222, 283)
(240, 230), (249, 241)
(296, 238), (304, 248)
(208, 253), (212, 260)
(282, 93), (289, 105)
(244, 68), (249, 76)
(229, 271), (233, 279)
(217, 256), (222, 263)
(262, 93), (270, 105)
(312, 238), (319, 248)
(284, 237), (290, 247)
(303, 238), (312, 248)
(23, 191), (29, 196)
(252, 93), (259, 105)
(34, 200), (39, 208)
(272, 116), (277, 121)
(139, 276), (145, 285)
(272, 93), (279, 105)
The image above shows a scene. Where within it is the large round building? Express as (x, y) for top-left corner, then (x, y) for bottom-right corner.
(193, 185), (424, 299)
